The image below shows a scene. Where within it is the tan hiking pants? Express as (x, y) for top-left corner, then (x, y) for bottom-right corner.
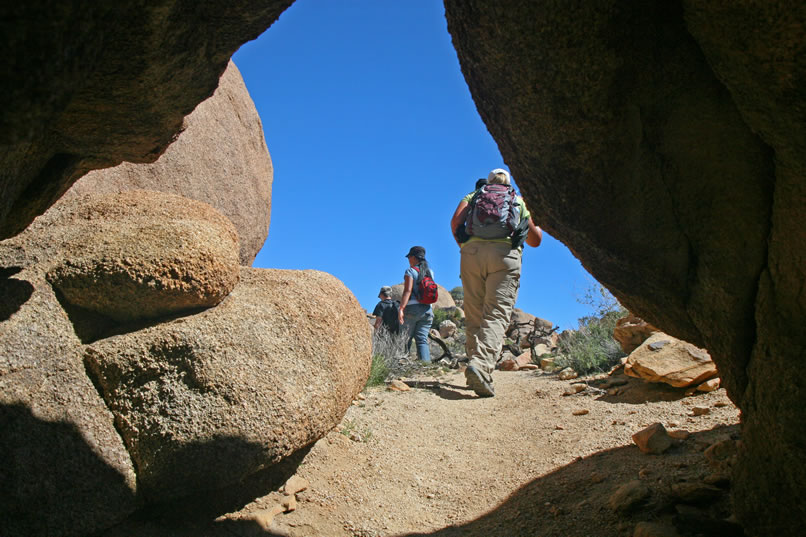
(460, 241), (522, 381)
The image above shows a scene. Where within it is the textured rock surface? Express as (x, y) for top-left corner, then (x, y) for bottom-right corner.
(36, 190), (240, 322)
(444, 1), (805, 532)
(65, 61), (273, 266)
(2, 194), (369, 534)
(0, 260), (139, 536)
(614, 313), (660, 354)
(1, 240), (369, 535)
(84, 267), (371, 502)
(0, 0), (292, 240)
(624, 333), (717, 388)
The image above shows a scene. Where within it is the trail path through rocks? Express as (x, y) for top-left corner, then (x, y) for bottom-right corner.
(241, 368), (739, 537)
(105, 368), (740, 537)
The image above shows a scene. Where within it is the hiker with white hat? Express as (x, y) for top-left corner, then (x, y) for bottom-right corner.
(449, 168), (542, 396)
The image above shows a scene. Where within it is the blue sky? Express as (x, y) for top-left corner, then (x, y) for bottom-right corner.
(233, 1), (597, 331)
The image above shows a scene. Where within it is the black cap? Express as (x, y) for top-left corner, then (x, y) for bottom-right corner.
(475, 178), (487, 190)
(404, 246), (426, 260)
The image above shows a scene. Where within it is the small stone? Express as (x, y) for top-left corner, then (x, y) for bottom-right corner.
(668, 429), (690, 441)
(696, 378), (721, 392)
(519, 363), (540, 370)
(558, 367), (578, 380)
(281, 495), (297, 512)
(327, 432), (352, 448)
(632, 423), (672, 454)
(703, 438), (738, 470)
(250, 505), (285, 530)
(388, 379), (410, 391)
(356, 393), (366, 400)
(590, 472), (607, 483)
(572, 409), (589, 416)
(283, 475), (310, 496)
(691, 406), (710, 416)
(563, 384), (586, 396)
(607, 388), (620, 396)
(608, 480), (651, 512)
(669, 482), (723, 503)
(608, 361), (625, 375)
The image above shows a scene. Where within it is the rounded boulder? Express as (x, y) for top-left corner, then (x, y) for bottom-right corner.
(44, 190), (240, 322)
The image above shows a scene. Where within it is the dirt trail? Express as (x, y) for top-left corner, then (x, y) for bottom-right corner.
(103, 367), (740, 537)
(241, 368), (740, 537)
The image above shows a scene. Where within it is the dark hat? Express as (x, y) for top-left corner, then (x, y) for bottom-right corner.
(475, 178), (487, 190)
(404, 246), (426, 260)
(379, 286), (392, 297)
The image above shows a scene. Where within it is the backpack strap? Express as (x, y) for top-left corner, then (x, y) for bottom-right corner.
(506, 187), (519, 235)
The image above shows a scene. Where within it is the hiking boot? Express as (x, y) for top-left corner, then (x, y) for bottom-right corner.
(465, 365), (495, 397)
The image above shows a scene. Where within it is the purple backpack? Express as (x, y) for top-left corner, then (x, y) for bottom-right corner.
(465, 184), (521, 239)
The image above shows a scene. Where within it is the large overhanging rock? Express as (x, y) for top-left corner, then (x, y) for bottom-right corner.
(84, 267), (371, 502)
(0, 0), (292, 241)
(444, 1), (805, 534)
(63, 61), (273, 266)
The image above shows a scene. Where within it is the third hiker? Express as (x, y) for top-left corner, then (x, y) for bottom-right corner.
(450, 168), (542, 397)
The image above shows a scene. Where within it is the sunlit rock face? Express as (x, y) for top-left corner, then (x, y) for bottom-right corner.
(1, 190), (370, 533)
(0, 0), (292, 241)
(444, 1), (805, 534)
(64, 61), (273, 267)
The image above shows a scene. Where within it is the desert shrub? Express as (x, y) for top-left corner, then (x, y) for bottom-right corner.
(431, 307), (463, 330)
(450, 286), (464, 301)
(368, 327), (417, 386)
(555, 283), (627, 374)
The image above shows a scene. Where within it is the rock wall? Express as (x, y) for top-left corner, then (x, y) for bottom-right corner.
(0, 0), (292, 241)
(0, 191), (371, 535)
(444, 1), (805, 534)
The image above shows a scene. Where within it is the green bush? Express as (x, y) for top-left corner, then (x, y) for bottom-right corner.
(450, 286), (464, 301)
(367, 353), (390, 387)
(554, 283), (627, 374)
(431, 307), (463, 330)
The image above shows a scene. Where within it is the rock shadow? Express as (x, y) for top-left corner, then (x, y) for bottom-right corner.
(400, 424), (743, 537)
(52, 284), (208, 344)
(591, 376), (691, 405)
(404, 379), (477, 400)
(0, 267), (33, 322)
(97, 444), (311, 537)
(0, 403), (137, 537)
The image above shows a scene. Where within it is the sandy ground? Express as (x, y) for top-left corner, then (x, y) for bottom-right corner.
(102, 367), (741, 537)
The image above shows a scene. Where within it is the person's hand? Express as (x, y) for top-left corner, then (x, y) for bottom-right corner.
(398, 307), (405, 324)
